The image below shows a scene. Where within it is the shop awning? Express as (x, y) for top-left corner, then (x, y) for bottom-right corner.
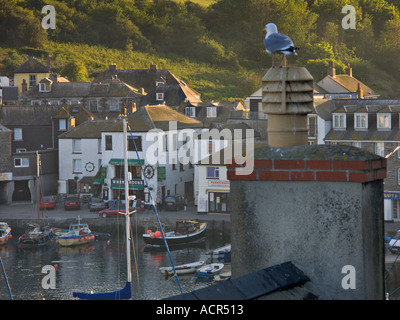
(92, 167), (107, 184)
(110, 184), (145, 191)
(109, 159), (144, 165)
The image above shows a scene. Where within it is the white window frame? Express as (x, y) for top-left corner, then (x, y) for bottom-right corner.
(156, 92), (164, 101)
(68, 100), (80, 105)
(185, 106), (195, 118)
(89, 100), (98, 112)
(14, 158), (29, 168)
(207, 107), (217, 118)
(29, 75), (36, 88)
(354, 113), (368, 129)
(59, 119), (66, 131)
(73, 159), (82, 173)
(73, 139), (82, 153)
(16, 148), (26, 153)
(375, 142), (385, 157)
(39, 83), (51, 92)
(206, 166), (220, 179)
(333, 113), (346, 129)
(377, 113), (391, 129)
(14, 128), (22, 141)
(109, 99), (119, 111)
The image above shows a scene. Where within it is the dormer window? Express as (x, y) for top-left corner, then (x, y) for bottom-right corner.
(207, 107), (217, 118)
(333, 113), (346, 129)
(377, 113), (391, 129)
(185, 106), (195, 118)
(354, 113), (368, 129)
(39, 82), (51, 92)
(156, 92), (164, 101)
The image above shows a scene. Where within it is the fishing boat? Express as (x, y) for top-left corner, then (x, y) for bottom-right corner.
(72, 117), (135, 300)
(160, 260), (205, 276)
(57, 218), (95, 247)
(206, 244), (231, 261)
(18, 151), (54, 248)
(143, 220), (207, 247)
(195, 263), (224, 278)
(0, 223), (12, 245)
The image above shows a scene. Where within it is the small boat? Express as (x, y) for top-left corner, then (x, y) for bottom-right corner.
(57, 218), (94, 247)
(213, 271), (231, 282)
(160, 260), (205, 276)
(0, 223), (12, 245)
(206, 244), (231, 255)
(18, 223), (54, 248)
(196, 263), (224, 278)
(143, 220), (207, 247)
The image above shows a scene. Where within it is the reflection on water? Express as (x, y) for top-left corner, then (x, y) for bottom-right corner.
(0, 223), (230, 300)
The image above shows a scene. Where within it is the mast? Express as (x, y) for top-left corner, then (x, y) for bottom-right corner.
(36, 151), (40, 224)
(123, 117), (132, 284)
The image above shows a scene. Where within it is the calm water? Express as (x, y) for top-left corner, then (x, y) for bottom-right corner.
(0, 222), (230, 300)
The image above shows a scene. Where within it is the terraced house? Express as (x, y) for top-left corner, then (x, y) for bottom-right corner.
(316, 98), (400, 221)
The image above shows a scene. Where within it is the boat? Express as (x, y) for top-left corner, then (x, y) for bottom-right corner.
(18, 151), (54, 248)
(206, 244), (231, 256)
(160, 260), (205, 276)
(213, 270), (231, 282)
(72, 117), (135, 300)
(196, 263), (224, 278)
(0, 223), (12, 245)
(142, 219), (207, 247)
(57, 218), (95, 247)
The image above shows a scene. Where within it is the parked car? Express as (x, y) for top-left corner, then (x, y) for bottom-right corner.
(39, 195), (56, 209)
(164, 195), (186, 211)
(88, 198), (107, 211)
(99, 203), (135, 218)
(64, 194), (80, 210)
(390, 230), (400, 253)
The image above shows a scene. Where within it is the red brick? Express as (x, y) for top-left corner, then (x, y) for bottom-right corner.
(332, 160), (365, 171)
(253, 159), (273, 169)
(376, 168), (387, 180)
(305, 160), (331, 170)
(290, 171), (315, 181)
(316, 171), (348, 182)
(227, 170), (257, 180)
(348, 172), (366, 183)
(258, 170), (290, 181)
(371, 159), (385, 170)
(274, 160), (305, 170)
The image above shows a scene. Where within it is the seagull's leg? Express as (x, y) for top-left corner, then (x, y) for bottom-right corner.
(272, 54), (275, 68)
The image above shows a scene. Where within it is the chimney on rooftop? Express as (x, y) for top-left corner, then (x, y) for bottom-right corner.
(149, 63), (157, 71)
(261, 67), (314, 147)
(109, 64), (117, 73)
(357, 83), (364, 99)
(347, 64), (352, 77)
(328, 61), (336, 77)
(47, 55), (51, 70)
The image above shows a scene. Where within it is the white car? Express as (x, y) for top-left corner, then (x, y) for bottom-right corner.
(389, 230), (400, 253)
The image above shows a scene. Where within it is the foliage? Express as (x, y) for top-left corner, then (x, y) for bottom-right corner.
(2, 0), (400, 99)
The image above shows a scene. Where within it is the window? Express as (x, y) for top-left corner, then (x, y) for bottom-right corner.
(14, 158), (29, 168)
(378, 114), (391, 129)
(49, 100), (59, 105)
(375, 142), (385, 157)
(31, 100), (41, 106)
(39, 83), (50, 92)
(308, 116), (317, 137)
(73, 159), (82, 173)
(207, 107), (217, 118)
(89, 100), (98, 112)
(14, 128), (22, 141)
(207, 167), (219, 179)
(208, 140), (215, 154)
(16, 148), (26, 153)
(156, 92), (164, 101)
(355, 114), (368, 129)
(105, 135), (112, 150)
(185, 107), (195, 118)
(333, 114), (346, 129)
(68, 100), (80, 105)
(128, 136), (143, 151)
(109, 99), (119, 112)
(29, 75), (36, 88)
(73, 139), (81, 153)
(59, 119), (66, 131)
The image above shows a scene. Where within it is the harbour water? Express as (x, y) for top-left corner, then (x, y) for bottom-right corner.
(0, 222), (230, 300)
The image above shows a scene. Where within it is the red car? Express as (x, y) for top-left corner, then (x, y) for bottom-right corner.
(39, 196), (56, 209)
(64, 194), (80, 210)
(99, 204), (134, 218)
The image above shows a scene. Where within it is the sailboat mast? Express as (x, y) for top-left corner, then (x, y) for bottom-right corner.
(123, 118), (132, 284)
(36, 151), (40, 224)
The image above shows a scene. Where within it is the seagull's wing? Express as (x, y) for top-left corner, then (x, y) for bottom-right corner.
(264, 33), (294, 54)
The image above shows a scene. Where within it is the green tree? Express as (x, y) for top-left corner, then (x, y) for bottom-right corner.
(61, 59), (88, 81)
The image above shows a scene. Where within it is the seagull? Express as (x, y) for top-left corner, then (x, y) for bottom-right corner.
(263, 23), (299, 67)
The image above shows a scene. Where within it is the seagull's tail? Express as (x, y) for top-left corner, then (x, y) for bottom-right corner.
(289, 46), (300, 55)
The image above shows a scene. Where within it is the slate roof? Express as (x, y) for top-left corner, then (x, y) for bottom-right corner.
(317, 74), (376, 97)
(95, 64), (202, 106)
(13, 56), (51, 74)
(0, 105), (60, 126)
(316, 98), (400, 142)
(58, 119), (116, 139)
(104, 105), (203, 132)
(2, 87), (18, 102)
(165, 261), (312, 300)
